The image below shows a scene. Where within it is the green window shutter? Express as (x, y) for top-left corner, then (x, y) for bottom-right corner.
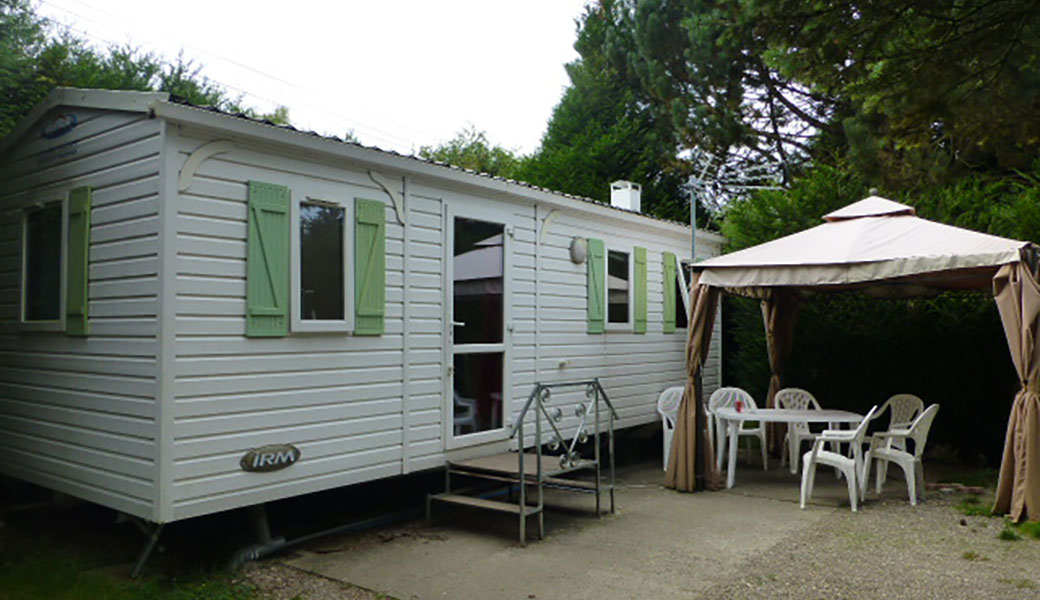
(246, 181), (290, 337)
(65, 186), (92, 336)
(663, 252), (677, 334)
(586, 238), (605, 334)
(634, 246), (647, 333)
(354, 198), (385, 335)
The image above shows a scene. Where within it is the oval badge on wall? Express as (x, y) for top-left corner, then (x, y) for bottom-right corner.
(40, 113), (78, 140)
(240, 444), (301, 473)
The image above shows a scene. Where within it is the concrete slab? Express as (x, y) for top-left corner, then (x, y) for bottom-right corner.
(288, 460), (857, 600)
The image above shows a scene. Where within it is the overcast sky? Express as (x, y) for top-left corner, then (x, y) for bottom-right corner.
(36, 0), (592, 154)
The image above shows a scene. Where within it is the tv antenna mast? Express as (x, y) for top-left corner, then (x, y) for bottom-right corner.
(686, 147), (784, 260)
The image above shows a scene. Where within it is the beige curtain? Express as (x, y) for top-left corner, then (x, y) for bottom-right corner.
(666, 274), (723, 491)
(993, 261), (1040, 521)
(762, 289), (800, 456)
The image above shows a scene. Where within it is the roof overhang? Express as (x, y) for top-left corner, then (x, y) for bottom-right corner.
(0, 87), (167, 156)
(149, 99), (723, 241)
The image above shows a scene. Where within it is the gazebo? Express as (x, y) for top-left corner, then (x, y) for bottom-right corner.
(666, 196), (1040, 521)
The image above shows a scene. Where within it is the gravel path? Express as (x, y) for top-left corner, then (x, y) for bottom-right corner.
(700, 493), (1040, 599)
(242, 491), (1040, 600)
(241, 561), (383, 600)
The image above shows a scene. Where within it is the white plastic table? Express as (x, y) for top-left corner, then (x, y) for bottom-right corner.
(714, 407), (865, 489)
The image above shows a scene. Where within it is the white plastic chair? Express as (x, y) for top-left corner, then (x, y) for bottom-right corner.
(708, 387), (767, 471)
(865, 404), (940, 505)
(775, 388), (822, 474)
(876, 394), (924, 446)
(800, 405), (879, 512)
(656, 386), (684, 471)
(452, 391), (477, 435)
(871, 394), (924, 483)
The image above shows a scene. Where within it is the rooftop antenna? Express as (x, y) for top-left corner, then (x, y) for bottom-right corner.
(685, 147), (783, 261)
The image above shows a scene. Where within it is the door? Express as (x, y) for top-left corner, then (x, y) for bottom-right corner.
(445, 206), (510, 448)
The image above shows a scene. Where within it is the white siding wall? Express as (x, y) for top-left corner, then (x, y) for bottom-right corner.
(168, 132), (411, 520)
(165, 127), (721, 520)
(0, 108), (161, 519)
(519, 211), (721, 442)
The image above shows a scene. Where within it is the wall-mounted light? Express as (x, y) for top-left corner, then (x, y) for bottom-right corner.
(570, 237), (587, 264)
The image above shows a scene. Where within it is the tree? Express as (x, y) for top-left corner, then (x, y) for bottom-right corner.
(418, 126), (523, 179)
(0, 0), (286, 139)
(519, 1), (695, 223)
(752, 0), (1040, 182)
(599, 0), (842, 175)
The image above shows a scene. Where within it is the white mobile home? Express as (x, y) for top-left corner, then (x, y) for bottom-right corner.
(0, 88), (722, 525)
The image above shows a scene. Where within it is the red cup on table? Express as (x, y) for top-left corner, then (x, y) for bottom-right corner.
(735, 399), (743, 413)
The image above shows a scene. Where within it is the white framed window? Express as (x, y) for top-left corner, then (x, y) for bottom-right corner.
(21, 198), (66, 331)
(676, 263), (692, 329)
(605, 247), (631, 330)
(290, 196), (353, 333)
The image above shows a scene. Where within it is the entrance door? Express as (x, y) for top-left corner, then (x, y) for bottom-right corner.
(445, 207), (509, 448)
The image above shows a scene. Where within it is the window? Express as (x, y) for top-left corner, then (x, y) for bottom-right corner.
(452, 217), (504, 345)
(607, 249), (630, 324)
(291, 197), (351, 332)
(300, 202), (345, 320)
(676, 264), (691, 329)
(451, 216), (506, 438)
(23, 201), (63, 322)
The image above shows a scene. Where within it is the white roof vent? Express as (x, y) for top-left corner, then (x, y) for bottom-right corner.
(610, 180), (641, 212)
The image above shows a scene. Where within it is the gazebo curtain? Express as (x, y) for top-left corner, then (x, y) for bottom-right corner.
(762, 290), (800, 455)
(665, 273), (722, 492)
(993, 261), (1040, 520)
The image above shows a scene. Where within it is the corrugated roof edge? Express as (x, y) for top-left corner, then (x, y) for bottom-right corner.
(159, 94), (724, 240)
(0, 87), (725, 241)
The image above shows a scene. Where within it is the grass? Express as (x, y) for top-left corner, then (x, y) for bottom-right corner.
(955, 495), (994, 517)
(961, 550), (988, 561)
(994, 517), (1040, 542)
(0, 545), (256, 600)
(997, 526), (1022, 541)
(997, 577), (1037, 590)
(1016, 520), (1040, 540)
(952, 494), (1040, 542)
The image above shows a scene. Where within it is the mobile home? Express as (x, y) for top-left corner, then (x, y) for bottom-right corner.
(0, 88), (722, 526)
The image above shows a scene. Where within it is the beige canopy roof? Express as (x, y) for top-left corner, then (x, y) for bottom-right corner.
(695, 197), (1031, 293)
(667, 196), (1040, 523)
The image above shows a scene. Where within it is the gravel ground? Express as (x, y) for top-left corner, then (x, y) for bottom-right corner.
(240, 490), (1040, 600)
(700, 493), (1040, 600)
(240, 561), (383, 600)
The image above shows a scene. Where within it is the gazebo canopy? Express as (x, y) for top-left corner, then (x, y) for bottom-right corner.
(665, 196), (1040, 524)
(696, 197), (1031, 294)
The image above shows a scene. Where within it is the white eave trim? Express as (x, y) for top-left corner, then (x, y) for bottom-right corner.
(149, 99), (715, 238)
(0, 87), (168, 156)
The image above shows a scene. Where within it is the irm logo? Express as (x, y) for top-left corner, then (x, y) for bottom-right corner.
(240, 444), (301, 473)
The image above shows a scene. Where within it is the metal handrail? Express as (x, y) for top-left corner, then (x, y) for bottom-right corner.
(507, 378), (618, 538)
(509, 378), (619, 438)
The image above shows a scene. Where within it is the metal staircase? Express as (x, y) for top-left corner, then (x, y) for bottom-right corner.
(426, 379), (617, 545)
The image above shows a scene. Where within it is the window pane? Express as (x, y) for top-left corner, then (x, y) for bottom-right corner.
(25, 202), (62, 321)
(453, 217), (503, 344)
(675, 266), (689, 329)
(300, 203), (344, 320)
(453, 352), (503, 436)
(608, 250), (629, 323)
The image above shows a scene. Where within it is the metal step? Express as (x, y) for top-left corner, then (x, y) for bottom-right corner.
(448, 452), (597, 479)
(429, 492), (541, 516)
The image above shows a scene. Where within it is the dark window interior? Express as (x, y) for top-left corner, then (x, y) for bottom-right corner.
(453, 217), (503, 344)
(24, 202), (62, 322)
(300, 202), (345, 320)
(608, 249), (629, 323)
